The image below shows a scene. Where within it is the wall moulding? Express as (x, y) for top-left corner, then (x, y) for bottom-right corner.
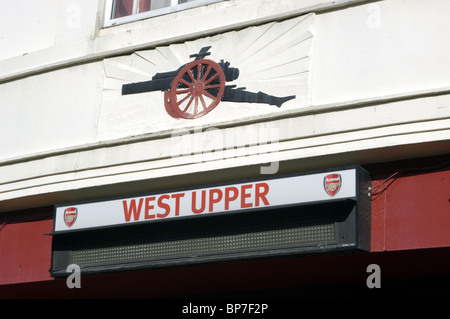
(98, 14), (315, 141)
(0, 0), (365, 84)
(1, 91), (450, 213)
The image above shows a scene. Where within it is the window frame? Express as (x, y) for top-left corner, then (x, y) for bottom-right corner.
(104, 0), (226, 27)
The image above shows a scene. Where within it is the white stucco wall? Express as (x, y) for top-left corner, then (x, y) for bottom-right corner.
(0, 0), (59, 61)
(0, 0), (449, 212)
(0, 62), (103, 159)
(311, 0), (450, 105)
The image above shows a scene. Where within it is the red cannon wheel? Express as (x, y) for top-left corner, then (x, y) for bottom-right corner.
(165, 59), (225, 119)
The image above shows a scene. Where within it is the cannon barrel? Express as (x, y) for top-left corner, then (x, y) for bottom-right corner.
(151, 68), (181, 81)
(222, 85), (295, 107)
(122, 77), (172, 95)
(122, 60), (239, 96)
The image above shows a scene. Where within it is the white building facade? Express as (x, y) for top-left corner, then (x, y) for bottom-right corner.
(1, 0), (449, 299)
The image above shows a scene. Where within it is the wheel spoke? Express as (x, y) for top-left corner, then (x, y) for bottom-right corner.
(182, 95), (194, 112)
(193, 96), (199, 114)
(200, 65), (212, 82)
(178, 92), (193, 106)
(204, 73), (219, 85)
(202, 89), (217, 100)
(187, 70), (195, 83)
(179, 78), (193, 87)
(176, 88), (192, 94)
(197, 64), (202, 82)
(199, 94), (207, 110)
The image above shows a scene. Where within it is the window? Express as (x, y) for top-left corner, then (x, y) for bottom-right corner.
(105, 0), (225, 27)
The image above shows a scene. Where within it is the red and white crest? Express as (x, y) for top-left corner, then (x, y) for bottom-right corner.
(324, 174), (342, 197)
(64, 207), (78, 228)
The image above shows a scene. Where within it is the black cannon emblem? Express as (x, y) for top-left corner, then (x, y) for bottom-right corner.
(122, 46), (296, 119)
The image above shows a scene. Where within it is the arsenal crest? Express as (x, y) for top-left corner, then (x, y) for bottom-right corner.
(64, 207), (78, 228)
(324, 174), (342, 197)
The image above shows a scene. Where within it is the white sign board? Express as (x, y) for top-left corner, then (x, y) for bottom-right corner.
(54, 168), (357, 233)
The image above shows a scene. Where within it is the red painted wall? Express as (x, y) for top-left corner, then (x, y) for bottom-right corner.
(369, 159), (450, 251)
(0, 207), (54, 285)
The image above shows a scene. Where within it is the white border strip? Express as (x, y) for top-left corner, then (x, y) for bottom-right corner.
(53, 168), (357, 233)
